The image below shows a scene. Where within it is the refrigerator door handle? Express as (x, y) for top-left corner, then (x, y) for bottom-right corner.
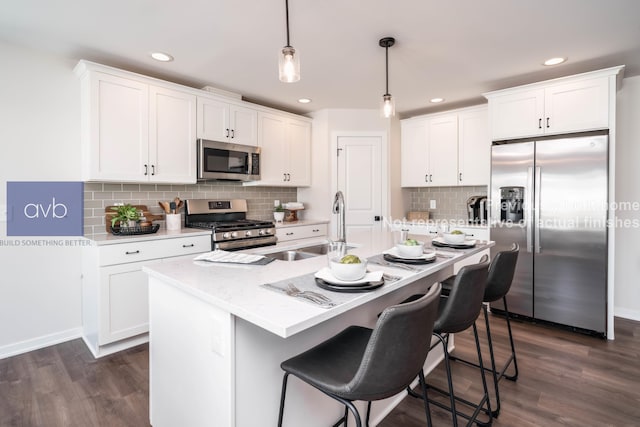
(526, 166), (534, 253)
(534, 166), (542, 253)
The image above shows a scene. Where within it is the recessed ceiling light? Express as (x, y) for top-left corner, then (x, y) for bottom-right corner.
(297, 98), (312, 104)
(150, 52), (174, 62)
(543, 57), (567, 66)
(430, 97), (444, 103)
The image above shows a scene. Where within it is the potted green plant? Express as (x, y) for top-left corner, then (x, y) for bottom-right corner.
(111, 204), (140, 229)
(273, 203), (285, 223)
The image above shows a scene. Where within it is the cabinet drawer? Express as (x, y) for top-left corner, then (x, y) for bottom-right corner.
(276, 223), (327, 242)
(99, 235), (211, 266)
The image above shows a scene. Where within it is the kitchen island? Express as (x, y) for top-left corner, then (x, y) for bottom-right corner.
(143, 230), (492, 427)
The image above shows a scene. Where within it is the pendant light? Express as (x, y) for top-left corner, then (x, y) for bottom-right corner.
(279, 0), (300, 82)
(379, 37), (396, 118)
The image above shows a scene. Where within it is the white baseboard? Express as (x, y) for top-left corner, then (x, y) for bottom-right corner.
(614, 307), (640, 322)
(0, 327), (82, 360)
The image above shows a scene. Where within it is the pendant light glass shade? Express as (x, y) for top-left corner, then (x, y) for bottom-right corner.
(279, 0), (299, 83)
(380, 94), (395, 118)
(279, 46), (300, 82)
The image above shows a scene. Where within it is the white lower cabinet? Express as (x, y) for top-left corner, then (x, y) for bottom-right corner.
(82, 233), (211, 357)
(276, 223), (328, 242)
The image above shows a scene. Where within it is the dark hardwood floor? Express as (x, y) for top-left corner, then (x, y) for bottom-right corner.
(1, 315), (639, 426)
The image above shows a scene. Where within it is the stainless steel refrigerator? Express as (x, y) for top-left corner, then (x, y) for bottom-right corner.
(490, 132), (608, 335)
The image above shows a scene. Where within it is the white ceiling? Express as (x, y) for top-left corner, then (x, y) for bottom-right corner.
(2, 0), (640, 117)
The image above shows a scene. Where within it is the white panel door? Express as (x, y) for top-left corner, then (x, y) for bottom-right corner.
(197, 96), (230, 141)
(489, 88), (545, 140)
(400, 118), (428, 186)
(229, 105), (258, 146)
(458, 107), (490, 186)
(287, 118), (312, 186)
(544, 77), (609, 135)
(90, 72), (149, 181)
(149, 86), (197, 183)
(257, 112), (287, 184)
(337, 135), (383, 235)
(427, 114), (458, 186)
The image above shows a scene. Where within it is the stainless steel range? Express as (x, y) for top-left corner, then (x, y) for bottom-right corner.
(184, 199), (276, 251)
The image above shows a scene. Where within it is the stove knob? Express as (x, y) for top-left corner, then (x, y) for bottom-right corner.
(258, 229), (266, 236)
(245, 230), (252, 237)
(223, 232), (231, 239)
(231, 231), (238, 238)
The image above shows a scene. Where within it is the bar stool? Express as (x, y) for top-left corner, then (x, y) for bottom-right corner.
(442, 243), (520, 417)
(277, 283), (442, 427)
(405, 259), (492, 427)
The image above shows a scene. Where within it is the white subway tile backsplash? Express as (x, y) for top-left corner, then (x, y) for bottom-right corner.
(408, 185), (487, 221)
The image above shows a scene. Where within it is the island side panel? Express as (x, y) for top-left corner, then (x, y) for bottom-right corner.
(149, 277), (235, 427)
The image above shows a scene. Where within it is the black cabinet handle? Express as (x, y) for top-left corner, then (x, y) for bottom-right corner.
(125, 250), (140, 255)
(539, 118), (542, 129)
(429, 174), (433, 183)
(144, 164), (148, 176)
(286, 232), (294, 236)
(226, 128), (229, 138)
(546, 117), (550, 128)
(283, 173), (287, 181)
(312, 229), (320, 232)
(425, 174), (428, 182)
(182, 244), (195, 248)
(231, 129), (235, 138)
(151, 165), (155, 176)
(459, 172), (462, 182)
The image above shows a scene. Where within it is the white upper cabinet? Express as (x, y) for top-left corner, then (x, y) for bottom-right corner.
(401, 106), (488, 187)
(254, 112), (311, 187)
(149, 86), (197, 183)
(76, 61), (196, 183)
(197, 97), (258, 146)
(458, 107), (490, 186)
(485, 67), (623, 141)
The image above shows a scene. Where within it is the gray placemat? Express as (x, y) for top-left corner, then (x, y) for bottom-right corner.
(261, 270), (401, 308)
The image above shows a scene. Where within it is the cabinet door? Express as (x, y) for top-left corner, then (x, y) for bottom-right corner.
(544, 77), (609, 135)
(229, 105), (258, 146)
(458, 107), (490, 186)
(489, 88), (544, 140)
(99, 259), (159, 345)
(87, 72), (149, 181)
(149, 86), (197, 183)
(427, 114), (458, 186)
(400, 119), (429, 187)
(197, 96), (230, 141)
(286, 119), (311, 186)
(257, 112), (288, 184)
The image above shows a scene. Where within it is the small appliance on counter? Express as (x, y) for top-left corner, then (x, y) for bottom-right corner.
(466, 195), (487, 224)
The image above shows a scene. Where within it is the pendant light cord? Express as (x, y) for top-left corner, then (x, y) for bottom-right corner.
(385, 44), (389, 96)
(285, 0), (291, 47)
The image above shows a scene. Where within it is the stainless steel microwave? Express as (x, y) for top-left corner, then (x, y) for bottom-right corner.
(197, 139), (260, 181)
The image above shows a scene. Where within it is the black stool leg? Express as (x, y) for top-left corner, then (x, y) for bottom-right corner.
(439, 333), (459, 427)
(418, 369), (433, 427)
(472, 322), (493, 427)
(483, 304), (502, 417)
(277, 372), (290, 427)
(501, 297), (519, 381)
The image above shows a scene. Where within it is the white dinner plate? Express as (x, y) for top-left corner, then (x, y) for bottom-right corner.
(383, 247), (437, 260)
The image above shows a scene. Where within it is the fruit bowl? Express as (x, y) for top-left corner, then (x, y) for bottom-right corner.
(395, 239), (425, 258)
(442, 231), (466, 244)
(329, 255), (367, 281)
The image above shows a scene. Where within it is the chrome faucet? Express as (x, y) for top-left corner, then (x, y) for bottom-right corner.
(333, 190), (346, 243)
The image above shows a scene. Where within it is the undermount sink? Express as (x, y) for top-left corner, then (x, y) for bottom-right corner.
(295, 243), (356, 255)
(268, 250), (317, 261)
(266, 243), (357, 261)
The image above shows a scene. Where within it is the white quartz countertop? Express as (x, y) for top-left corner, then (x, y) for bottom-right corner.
(86, 227), (212, 245)
(143, 230), (492, 338)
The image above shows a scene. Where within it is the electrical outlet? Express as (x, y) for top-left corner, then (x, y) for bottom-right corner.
(429, 200), (436, 209)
